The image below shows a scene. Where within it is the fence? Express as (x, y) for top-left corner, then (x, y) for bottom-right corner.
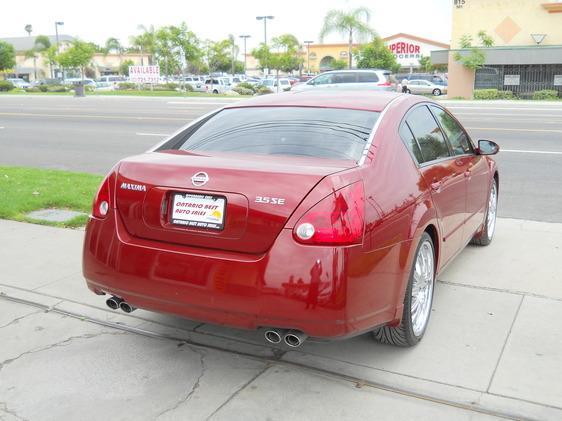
(475, 64), (562, 98)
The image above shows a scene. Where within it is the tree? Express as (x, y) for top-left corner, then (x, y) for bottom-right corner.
(104, 37), (122, 54)
(130, 25), (157, 65)
(331, 59), (347, 70)
(42, 45), (58, 78)
(319, 7), (376, 69)
(251, 34), (302, 77)
(25, 35), (52, 80)
(354, 36), (400, 72)
(0, 41), (16, 75)
(56, 40), (96, 80)
(454, 30), (494, 70)
(206, 39), (236, 73)
(120, 59), (134, 76)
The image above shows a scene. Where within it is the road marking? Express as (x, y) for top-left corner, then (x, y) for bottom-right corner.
(167, 101), (235, 105)
(455, 112), (562, 118)
(136, 132), (170, 137)
(466, 126), (562, 133)
(502, 149), (562, 155)
(0, 112), (188, 122)
(0, 126), (4, 129)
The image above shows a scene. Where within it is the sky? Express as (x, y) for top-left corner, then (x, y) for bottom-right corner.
(6, 0), (452, 51)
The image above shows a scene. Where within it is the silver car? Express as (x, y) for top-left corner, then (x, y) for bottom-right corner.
(291, 69), (394, 92)
(405, 79), (447, 96)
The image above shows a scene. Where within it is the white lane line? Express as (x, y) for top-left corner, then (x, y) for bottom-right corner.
(136, 132), (170, 137)
(502, 149), (562, 155)
(0, 126), (4, 129)
(166, 101), (235, 105)
(455, 113), (562, 118)
(466, 126), (562, 133)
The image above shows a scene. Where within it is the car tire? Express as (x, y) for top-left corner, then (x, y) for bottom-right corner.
(213, 89), (219, 94)
(373, 232), (435, 347)
(406, 89), (411, 94)
(433, 88), (441, 96)
(471, 178), (498, 246)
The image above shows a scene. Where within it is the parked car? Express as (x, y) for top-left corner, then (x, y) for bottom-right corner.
(31, 78), (62, 87)
(397, 73), (448, 86)
(406, 79), (448, 96)
(261, 78), (292, 92)
(96, 75), (126, 90)
(83, 90), (499, 348)
(63, 78), (97, 87)
(181, 76), (207, 92)
(205, 77), (231, 94)
(6, 78), (31, 89)
(291, 69), (395, 92)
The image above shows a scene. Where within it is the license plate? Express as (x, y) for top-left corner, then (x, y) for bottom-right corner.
(171, 193), (226, 230)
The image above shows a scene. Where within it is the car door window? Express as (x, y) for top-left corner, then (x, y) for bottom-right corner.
(406, 105), (451, 163)
(399, 123), (424, 164)
(430, 106), (474, 155)
(332, 73), (357, 83)
(358, 72), (379, 83)
(312, 74), (333, 85)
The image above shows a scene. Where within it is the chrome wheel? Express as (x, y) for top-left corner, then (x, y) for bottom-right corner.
(411, 240), (435, 337)
(487, 182), (498, 240)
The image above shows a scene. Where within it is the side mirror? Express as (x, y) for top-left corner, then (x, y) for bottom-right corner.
(478, 140), (499, 155)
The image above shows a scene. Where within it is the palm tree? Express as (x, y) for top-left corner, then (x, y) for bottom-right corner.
(319, 7), (376, 69)
(228, 34), (239, 74)
(130, 25), (157, 65)
(105, 37), (124, 73)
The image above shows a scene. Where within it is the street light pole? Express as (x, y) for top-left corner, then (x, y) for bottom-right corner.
(239, 35), (250, 74)
(55, 21), (64, 82)
(304, 40), (313, 74)
(255, 16), (274, 45)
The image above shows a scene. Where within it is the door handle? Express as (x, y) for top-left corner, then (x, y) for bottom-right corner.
(464, 170), (472, 178)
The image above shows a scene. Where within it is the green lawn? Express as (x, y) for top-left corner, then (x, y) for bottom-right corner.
(0, 166), (103, 227)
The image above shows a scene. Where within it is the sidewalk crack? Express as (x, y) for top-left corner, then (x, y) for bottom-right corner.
(0, 310), (42, 330)
(156, 345), (207, 419)
(204, 365), (270, 421)
(486, 294), (525, 393)
(0, 401), (29, 421)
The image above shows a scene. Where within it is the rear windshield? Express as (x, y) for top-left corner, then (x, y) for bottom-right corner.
(169, 107), (379, 161)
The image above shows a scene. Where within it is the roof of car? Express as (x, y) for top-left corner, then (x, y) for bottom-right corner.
(225, 90), (402, 113)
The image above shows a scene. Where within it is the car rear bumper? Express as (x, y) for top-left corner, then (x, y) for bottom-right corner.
(83, 210), (401, 338)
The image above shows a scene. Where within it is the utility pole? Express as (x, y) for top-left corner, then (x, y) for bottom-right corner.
(239, 35), (250, 74)
(55, 21), (64, 82)
(304, 40), (313, 74)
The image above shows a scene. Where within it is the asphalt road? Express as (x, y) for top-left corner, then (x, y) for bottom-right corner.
(1, 95), (561, 223)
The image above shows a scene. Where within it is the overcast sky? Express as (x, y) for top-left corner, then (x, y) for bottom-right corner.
(7, 0), (452, 50)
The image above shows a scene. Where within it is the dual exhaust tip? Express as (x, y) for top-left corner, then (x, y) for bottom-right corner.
(106, 296), (136, 313)
(264, 329), (307, 347)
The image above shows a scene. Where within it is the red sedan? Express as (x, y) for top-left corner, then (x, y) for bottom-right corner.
(83, 90), (499, 347)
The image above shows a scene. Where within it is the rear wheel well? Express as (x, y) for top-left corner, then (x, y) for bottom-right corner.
(424, 224), (439, 270)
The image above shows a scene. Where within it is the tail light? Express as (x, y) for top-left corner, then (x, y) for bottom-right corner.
(92, 173), (114, 218)
(293, 182), (365, 246)
(377, 81), (392, 87)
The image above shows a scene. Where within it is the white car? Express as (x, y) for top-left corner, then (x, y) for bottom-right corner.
(96, 75), (126, 90)
(6, 78), (31, 89)
(181, 77), (207, 92)
(405, 79), (447, 96)
(261, 78), (292, 93)
(205, 77), (231, 94)
(291, 69), (395, 92)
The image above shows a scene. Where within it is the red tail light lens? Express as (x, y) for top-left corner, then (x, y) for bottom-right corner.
(293, 182), (365, 246)
(377, 81), (392, 87)
(92, 174), (112, 218)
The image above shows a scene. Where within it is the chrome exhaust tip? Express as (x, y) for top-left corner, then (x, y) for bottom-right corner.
(119, 301), (136, 313)
(106, 296), (123, 310)
(284, 330), (308, 348)
(264, 329), (286, 344)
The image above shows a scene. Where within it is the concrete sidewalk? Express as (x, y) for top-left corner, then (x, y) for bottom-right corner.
(1, 218), (561, 420)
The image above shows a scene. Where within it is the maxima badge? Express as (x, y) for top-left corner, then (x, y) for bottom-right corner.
(191, 171), (209, 187)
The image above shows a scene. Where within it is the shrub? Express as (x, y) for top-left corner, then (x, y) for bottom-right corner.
(256, 86), (273, 95)
(232, 87), (254, 96)
(532, 89), (559, 100)
(85, 85), (95, 92)
(155, 82), (178, 91)
(46, 85), (68, 93)
(25, 87), (41, 93)
(0, 80), (14, 91)
(236, 82), (256, 93)
(473, 89), (514, 100)
(38, 85), (49, 92)
(116, 82), (137, 90)
(181, 83), (194, 92)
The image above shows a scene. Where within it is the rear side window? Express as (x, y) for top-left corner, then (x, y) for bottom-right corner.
(358, 72), (379, 83)
(333, 73), (357, 83)
(430, 106), (474, 156)
(399, 123), (423, 164)
(406, 106), (450, 163)
(168, 107), (379, 161)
